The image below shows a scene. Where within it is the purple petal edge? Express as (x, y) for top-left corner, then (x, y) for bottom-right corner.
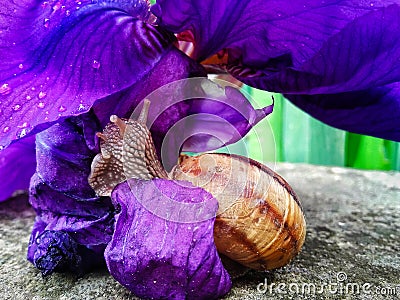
(0, 135), (36, 202)
(285, 84), (400, 142)
(105, 178), (232, 300)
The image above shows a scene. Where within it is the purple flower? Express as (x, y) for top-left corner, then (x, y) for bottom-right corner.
(1, 0), (400, 298)
(153, 0), (400, 141)
(105, 179), (231, 299)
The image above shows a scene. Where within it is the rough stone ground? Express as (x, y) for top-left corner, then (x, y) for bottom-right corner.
(0, 163), (399, 300)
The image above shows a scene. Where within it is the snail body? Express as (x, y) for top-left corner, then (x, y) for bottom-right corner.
(89, 100), (168, 196)
(88, 100), (306, 270)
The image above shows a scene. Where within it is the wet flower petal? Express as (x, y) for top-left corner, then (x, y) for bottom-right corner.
(29, 173), (115, 246)
(91, 47), (206, 127)
(230, 4), (400, 94)
(145, 78), (274, 170)
(105, 179), (232, 300)
(154, 1), (400, 80)
(35, 114), (102, 198)
(27, 226), (105, 276)
(154, 1), (400, 141)
(0, 0), (175, 148)
(285, 84), (400, 141)
(28, 113), (115, 273)
(95, 76), (273, 171)
(0, 135), (36, 202)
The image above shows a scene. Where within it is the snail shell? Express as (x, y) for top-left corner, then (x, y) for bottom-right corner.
(89, 100), (306, 270)
(171, 153), (306, 270)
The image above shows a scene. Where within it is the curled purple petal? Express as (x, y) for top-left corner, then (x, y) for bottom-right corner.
(0, 0), (175, 148)
(28, 227), (105, 276)
(31, 230), (82, 276)
(127, 78), (273, 171)
(35, 113), (102, 198)
(105, 178), (232, 299)
(0, 135), (36, 202)
(27, 217), (48, 265)
(29, 173), (115, 246)
(28, 113), (115, 273)
(286, 84), (400, 142)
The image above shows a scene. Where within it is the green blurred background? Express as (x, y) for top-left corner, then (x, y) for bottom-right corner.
(232, 86), (400, 171)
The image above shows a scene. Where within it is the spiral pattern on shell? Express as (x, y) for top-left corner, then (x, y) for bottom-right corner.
(171, 153), (306, 270)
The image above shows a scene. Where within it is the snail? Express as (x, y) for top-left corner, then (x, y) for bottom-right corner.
(88, 99), (306, 270)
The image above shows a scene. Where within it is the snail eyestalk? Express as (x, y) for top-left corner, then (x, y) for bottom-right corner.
(96, 132), (107, 141)
(137, 99), (151, 125)
(110, 115), (127, 136)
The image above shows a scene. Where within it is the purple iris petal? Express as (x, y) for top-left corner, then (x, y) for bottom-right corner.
(30, 173), (115, 246)
(125, 78), (273, 170)
(35, 113), (102, 198)
(230, 4), (400, 94)
(0, 135), (36, 202)
(30, 230), (83, 276)
(0, 0), (175, 148)
(154, 1), (400, 141)
(154, 0), (400, 81)
(28, 113), (115, 273)
(27, 225), (106, 276)
(91, 47), (207, 127)
(105, 179), (232, 300)
(286, 84), (400, 141)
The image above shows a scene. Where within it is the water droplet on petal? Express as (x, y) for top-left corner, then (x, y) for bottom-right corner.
(370, 2), (374, 6)
(0, 83), (12, 96)
(26, 95), (32, 100)
(92, 60), (101, 69)
(37, 102), (45, 108)
(52, 1), (62, 11)
(78, 103), (88, 111)
(38, 91), (47, 99)
(65, 10), (71, 16)
(17, 122), (29, 128)
(44, 18), (50, 28)
(31, 87), (36, 91)
(18, 64), (24, 69)
(13, 104), (21, 111)
(147, 13), (158, 25)
(3, 126), (10, 133)
(16, 128), (29, 138)
(58, 105), (66, 112)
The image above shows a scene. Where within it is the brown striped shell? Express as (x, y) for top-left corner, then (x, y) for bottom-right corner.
(171, 153), (306, 270)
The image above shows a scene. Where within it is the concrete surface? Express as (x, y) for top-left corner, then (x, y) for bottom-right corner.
(1, 163), (399, 300)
